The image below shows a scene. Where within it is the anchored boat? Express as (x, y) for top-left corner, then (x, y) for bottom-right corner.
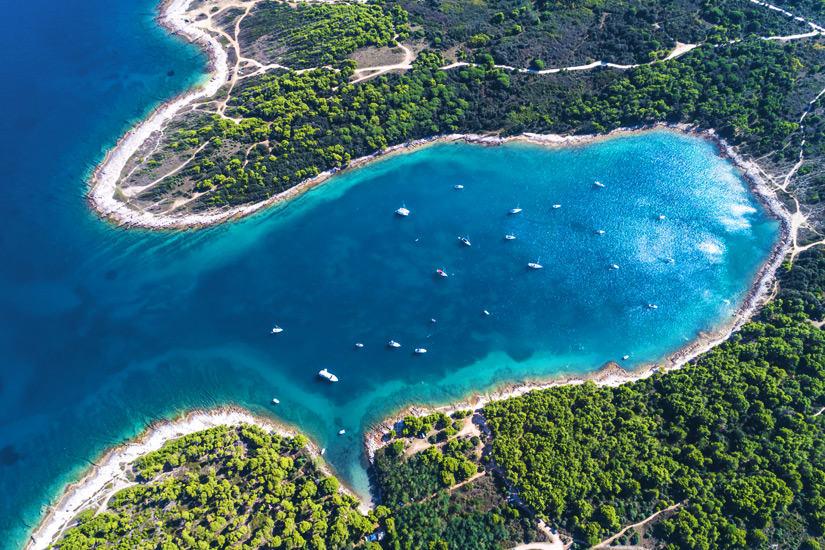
(318, 368), (339, 382)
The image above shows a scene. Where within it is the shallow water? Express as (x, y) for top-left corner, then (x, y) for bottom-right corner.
(0, 0), (779, 547)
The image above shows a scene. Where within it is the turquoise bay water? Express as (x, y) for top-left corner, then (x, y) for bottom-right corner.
(0, 1), (779, 547)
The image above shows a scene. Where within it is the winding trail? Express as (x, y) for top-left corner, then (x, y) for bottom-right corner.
(591, 502), (685, 548)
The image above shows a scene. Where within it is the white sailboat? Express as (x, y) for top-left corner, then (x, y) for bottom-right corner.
(594, 181), (605, 188)
(271, 325), (283, 334)
(528, 257), (543, 269)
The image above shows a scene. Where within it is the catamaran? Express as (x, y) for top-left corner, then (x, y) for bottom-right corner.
(318, 368), (339, 382)
(396, 203), (410, 216)
(415, 348), (427, 354)
(271, 325), (283, 334)
(388, 340), (401, 348)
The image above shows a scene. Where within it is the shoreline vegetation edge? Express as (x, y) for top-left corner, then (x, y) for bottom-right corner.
(23, 406), (364, 550)
(41, 0), (797, 548)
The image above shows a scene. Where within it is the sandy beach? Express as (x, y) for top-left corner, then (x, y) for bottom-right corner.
(23, 407), (356, 550)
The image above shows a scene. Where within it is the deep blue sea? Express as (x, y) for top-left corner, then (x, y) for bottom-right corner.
(0, 0), (779, 547)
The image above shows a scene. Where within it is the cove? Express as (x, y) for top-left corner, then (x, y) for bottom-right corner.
(2, 120), (779, 546)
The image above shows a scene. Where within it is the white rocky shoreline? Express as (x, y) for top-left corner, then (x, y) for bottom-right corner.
(23, 407), (353, 550)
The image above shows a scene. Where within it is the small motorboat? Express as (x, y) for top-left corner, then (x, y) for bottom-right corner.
(321, 448), (326, 455)
(552, 204), (561, 209)
(319, 368), (339, 382)
(431, 318), (437, 323)
(271, 325), (283, 334)
(272, 398), (280, 404)
(459, 236), (471, 246)
(594, 181), (605, 188)
(388, 340), (401, 348)
(648, 304), (658, 309)
(505, 235), (515, 240)
(596, 230), (605, 235)
(339, 429), (346, 435)
(415, 348), (427, 354)
(436, 269), (448, 277)
(622, 355), (630, 360)
(483, 310), (490, 315)
(611, 264), (620, 270)
(454, 185), (464, 189)
(355, 343), (364, 348)
(396, 203), (410, 216)
(658, 215), (666, 220)
(509, 206), (522, 215)
(666, 258), (675, 264)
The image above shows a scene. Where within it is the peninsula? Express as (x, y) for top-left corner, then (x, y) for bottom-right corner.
(91, 0), (825, 241)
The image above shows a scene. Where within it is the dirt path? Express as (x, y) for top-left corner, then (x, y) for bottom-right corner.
(591, 502), (684, 548)
(350, 38), (414, 83)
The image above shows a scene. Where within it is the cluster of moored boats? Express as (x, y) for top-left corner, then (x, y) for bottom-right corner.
(270, 179), (669, 410)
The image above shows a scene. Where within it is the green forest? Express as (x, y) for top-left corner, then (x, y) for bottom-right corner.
(51, 426), (378, 550)
(140, 36), (822, 209)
